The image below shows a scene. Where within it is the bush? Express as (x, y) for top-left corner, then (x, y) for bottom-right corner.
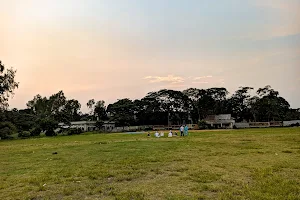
(144, 127), (153, 131)
(38, 118), (58, 132)
(67, 128), (83, 135)
(18, 131), (31, 138)
(45, 129), (57, 137)
(0, 122), (17, 139)
(30, 127), (42, 137)
(198, 120), (208, 130)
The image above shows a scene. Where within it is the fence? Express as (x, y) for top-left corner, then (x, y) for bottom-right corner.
(111, 124), (198, 132)
(235, 120), (299, 129)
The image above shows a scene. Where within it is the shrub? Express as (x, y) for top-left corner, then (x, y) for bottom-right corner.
(67, 128), (83, 135)
(198, 120), (208, 130)
(30, 127), (42, 137)
(38, 118), (58, 132)
(144, 127), (153, 131)
(45, 129), (57, 137)
(18, 131), (31, 138)
(0, 122), (17, 139)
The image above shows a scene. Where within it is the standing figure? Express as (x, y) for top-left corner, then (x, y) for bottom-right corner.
(184, 125), (189, 136)
(180, 125), (184, 136)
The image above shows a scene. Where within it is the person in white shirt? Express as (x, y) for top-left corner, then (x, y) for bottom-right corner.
(180, 125), (184, 136)
(168, 130), (173, 137)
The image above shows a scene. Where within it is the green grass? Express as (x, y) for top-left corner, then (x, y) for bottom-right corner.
(1, 128), (300, 200)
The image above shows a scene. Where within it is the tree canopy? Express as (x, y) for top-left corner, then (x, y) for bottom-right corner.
(0, 61), (19, 110)
(0, 59), (299, 138)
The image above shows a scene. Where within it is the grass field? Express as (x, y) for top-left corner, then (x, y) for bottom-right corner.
(1, 128), (300, 200)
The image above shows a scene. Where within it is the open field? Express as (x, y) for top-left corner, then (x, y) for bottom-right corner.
(1, 128), (300, 200)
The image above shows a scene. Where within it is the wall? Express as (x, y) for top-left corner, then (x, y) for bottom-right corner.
(283, 120), (300, 127)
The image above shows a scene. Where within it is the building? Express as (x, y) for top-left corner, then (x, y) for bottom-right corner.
(58, 121), (115, 132)
(205, 114), (235, 129)
(283, 120), (300, 127)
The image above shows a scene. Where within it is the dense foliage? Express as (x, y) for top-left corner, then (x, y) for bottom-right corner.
(0, 60), (299, 139)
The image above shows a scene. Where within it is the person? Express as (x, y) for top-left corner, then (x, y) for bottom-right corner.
(180, 125), (184, 136)
(147, 132), (151, 137)
(154, 131), (160, 138)
(160, 132), (164, 137)
(168, 130), (173, 137)
(184, 125), (189, 136)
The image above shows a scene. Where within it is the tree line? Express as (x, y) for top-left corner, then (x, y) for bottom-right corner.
(0, 60), (299, 139)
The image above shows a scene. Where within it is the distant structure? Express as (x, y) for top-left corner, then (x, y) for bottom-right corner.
(205, 114), (235, 129)
(58, 121), (115, 132)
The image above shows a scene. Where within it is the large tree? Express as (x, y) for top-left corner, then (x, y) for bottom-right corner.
(107, 98), (135, 126)
(94, 100), (107, 121)
(253, 86), (290, 121)
(0, 61), (19, 110)
(229, 87), (254, 122)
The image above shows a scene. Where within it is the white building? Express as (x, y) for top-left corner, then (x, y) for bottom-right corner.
(58, 121), (115, 132)
(283, 120), (300, 127)
(205, 114), (235, 129)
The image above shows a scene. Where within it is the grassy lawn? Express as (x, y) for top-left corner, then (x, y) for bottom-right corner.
(0, 128), (300, 200)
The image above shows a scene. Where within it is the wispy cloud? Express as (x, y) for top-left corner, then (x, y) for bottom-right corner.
(193, 76), (213, 80)
(192, 81), (209, 84)
(143, 75), (184, 84)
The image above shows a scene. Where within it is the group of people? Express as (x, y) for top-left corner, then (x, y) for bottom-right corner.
(147, 125), (189, 138)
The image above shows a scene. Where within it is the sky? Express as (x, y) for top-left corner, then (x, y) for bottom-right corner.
(1, 0), (300, 112)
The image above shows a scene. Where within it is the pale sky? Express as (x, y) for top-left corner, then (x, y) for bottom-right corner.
(1, 0), (300, 112)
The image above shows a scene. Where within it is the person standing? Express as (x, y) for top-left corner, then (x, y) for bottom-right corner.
(180, 125), (184, 136)
(184, 125), (189, 136)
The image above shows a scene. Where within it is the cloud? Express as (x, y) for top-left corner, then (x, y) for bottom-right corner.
(192, 81), (209, 84)
(143, 75), (184, 84)
(192, 77), (225, 85)
(193, 76), (213, 80)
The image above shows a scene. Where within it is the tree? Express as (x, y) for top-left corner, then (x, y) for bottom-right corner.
(229, 87), (254, 122)
(26, 94), (49, 117)
(94, 100), (107, 121)
(87, 99), (95, 117)
(1, 109), (37, 132)
(151, 89), (191, 125)
(183, 88), (211, 122)
(0, 61), (19, 110)
(27, 91), (80, 124)
(183, 88), (228, 122)
(37, 118), (58, 136)
(61, 99), (81, 122)
(206, 87), (229, 115)
(48, 91), (66, 117)
(107, 98), (135, 126)
(253, 86), (290, 121)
